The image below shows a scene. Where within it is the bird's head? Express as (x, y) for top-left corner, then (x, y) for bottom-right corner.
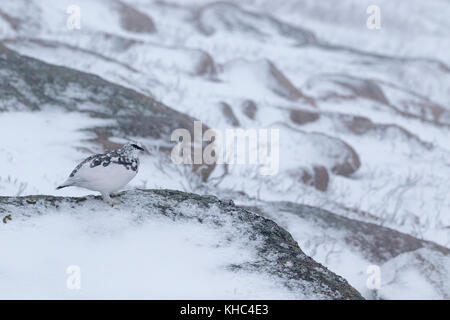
(123, 141), (146, 156)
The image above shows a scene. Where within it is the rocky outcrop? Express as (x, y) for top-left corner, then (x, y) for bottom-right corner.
(1, 0), (449, 299)
(220, 102), (240, 127)
(241, 100), (257, 119)
(0, 44), (215, 181)
(248, 201), (450, 264)
(290, 109), (320, 126)
(115, 0), (156, 34)
(300, 166), (329, 192)
(0, 189), (363, 300)
(243, 200), (450, 299)
(221, 59), (314, 105)
(194, 2), (317, 45)
(0, 44), (184, 134)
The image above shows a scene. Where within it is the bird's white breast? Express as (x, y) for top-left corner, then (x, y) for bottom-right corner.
(75, 162), (138, 193)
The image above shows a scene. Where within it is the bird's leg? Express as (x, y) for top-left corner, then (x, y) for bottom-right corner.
(101, 193), (121, 206)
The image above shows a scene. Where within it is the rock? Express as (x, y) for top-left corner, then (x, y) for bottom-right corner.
(267, 61), (315, 104)
(329, 141), (361, 176)
(0, 189), (363, 300)
(305, 132), (361, 177)
(244, 200), (450, 298)
(337, 77), (389, 105)
(194, 2), (317, 45)
(378, 248), (450, 299)
(340, 114), (433, 149)
(195, 51), (217, 77)
(341, 115), (375, 134)
(0, 9), (21, 31)
(0, 44), (215, 181)
(115, 1), (156, 34)
(221, 59), (314, 105)
(241, 100), (257, 119)
(220, 102), (240, 127)
(250, 201), (450, 264)
(290, 109), (320, 125)
(0, 44), (186, 134)
(301, 166), (329, 192)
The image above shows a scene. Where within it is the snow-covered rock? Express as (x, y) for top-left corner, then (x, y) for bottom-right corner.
(242, 200), (450, 299)
(0, 189), (363, 299)
(0, 0), (449, 299)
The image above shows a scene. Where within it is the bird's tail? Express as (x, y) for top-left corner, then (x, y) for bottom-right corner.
(56, 182), (73, 190)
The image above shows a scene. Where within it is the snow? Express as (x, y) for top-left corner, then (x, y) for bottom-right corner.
(242, 200), (450, 300)
(0, 0), (449, 299)
(379, 248), (450, 300)
(0, 111), (111, 196)
(267, 208), (371, 295)
(0, 195), (298, 299)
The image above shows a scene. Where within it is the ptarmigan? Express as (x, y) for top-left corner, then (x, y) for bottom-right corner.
(57, 142), (145, 205)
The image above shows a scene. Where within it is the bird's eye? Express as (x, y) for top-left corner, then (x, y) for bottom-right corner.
(131, 144), (144, 151)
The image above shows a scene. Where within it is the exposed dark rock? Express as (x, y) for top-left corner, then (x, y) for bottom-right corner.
(3, 37), (140, 73)
(340, 114), (433, 149)
(309, 132), (361, 177)
(241, 100), (257, 119)
(195, 51), (217, 77)
(342, 115), (375, 134)
(0, 9), (22, 31)
(290, 109), (320, 125)
(267, 61), (315, 104)
(220, 58), (314, 105)
(194, 2), (317, 45)
(330, 143), (360, 176)
(220, 102), (240, 127)
(301, 166), (329, 192)
(245, 201), (450, 264)
(115, 0), (156, 33)
(313, 74), (450, 127)
(405, 100), (449, 125)
(337, 78), (389, 105)
(308, 74), (389, 105)
(0, 44), (215, 181)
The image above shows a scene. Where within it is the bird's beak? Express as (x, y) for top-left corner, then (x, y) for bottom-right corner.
(140, 145), (150, 155)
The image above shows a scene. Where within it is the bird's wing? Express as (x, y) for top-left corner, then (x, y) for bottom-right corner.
(69, 154), (99, 178)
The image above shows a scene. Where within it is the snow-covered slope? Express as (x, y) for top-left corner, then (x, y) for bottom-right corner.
(2, 0), (449, 247)
(0, 43), (212, 196)
(241, 199), (450, 299)
(0, 0), (449, 299)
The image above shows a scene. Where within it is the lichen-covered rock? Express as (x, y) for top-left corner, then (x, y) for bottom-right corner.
(0, 44), (215, 181)
(244, 200), (450, 299)
(0, 189), (363, 299)
(249, 201), (450, 264)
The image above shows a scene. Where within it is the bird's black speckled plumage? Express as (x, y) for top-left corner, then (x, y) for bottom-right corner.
(69, 145), (139, 178)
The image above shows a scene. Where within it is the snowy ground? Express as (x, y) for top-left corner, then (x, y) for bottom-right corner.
(0, 201), (296, 299)
(0, 0), (449, 299)
(1, 190), (359, 299)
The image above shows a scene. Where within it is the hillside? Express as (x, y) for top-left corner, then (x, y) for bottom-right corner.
(0, 0), (449, 299)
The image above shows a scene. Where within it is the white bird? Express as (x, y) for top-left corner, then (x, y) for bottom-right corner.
(57, 142), (145, 205)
